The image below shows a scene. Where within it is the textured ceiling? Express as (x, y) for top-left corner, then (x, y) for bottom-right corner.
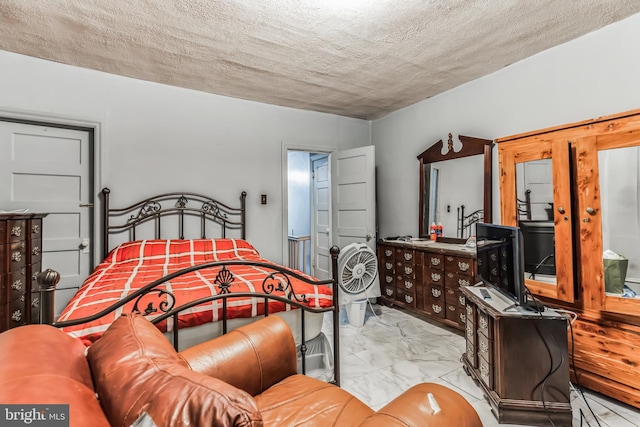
(2, 1), (640, 119)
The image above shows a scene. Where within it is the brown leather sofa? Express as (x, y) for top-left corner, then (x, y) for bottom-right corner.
(0, 313), (483, 426)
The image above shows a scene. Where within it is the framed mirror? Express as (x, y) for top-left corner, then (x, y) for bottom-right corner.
(418, 133), (493, 239)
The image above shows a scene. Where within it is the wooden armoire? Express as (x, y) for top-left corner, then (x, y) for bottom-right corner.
(497, 108), (640, 408)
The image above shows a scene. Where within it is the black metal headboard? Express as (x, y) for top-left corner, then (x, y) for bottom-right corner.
(101, 188), (247, 259)
(457, 205), (483, 239)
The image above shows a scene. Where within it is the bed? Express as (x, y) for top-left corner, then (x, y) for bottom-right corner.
(52, 188), (341, 384)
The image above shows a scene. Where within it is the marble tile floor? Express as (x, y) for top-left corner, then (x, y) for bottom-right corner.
(319, 304), (640, 427)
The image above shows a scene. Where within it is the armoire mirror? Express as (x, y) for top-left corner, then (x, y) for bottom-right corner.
(418, 133), (493, 239)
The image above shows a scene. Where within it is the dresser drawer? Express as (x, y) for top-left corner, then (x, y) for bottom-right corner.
(396, 288), (416, 307)
(466, 303), (476, 325)
(395, 247), (415, 263)
(444, 287), (461, 304)
(425, 267), (444, 285)
(444, 255), (475, 276)
(8, 296), (27, 327)
(478, 309), (493, 339)
(427, 283), (444, 302)
(382, 273), (395, 287)
(425, 295), (445, 318)
(382, 259), (395, 274)
(445, 302), (459, 322)
(7, 220), (27, 243)
(479, 357), (494, 390)
(478, 333), (494, 364)
(445, 271), (474, 289)
(458, 308), (466, 327)
(465, 339), (477, 368)
(30, 237), (43, 265)
(395, 261), (414, 280)
(8, 241), (27, 272)
(382, 284), (395, 299)
(398, 276), (416, 293)
(425, 253), (444, 270)
(465, 315), (476, 344)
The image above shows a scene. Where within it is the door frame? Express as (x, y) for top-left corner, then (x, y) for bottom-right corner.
(281, 143), (336, 268)
(0, 107), (103, 268)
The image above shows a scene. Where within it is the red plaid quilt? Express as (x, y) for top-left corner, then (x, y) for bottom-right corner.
(58, 239), (332, 345)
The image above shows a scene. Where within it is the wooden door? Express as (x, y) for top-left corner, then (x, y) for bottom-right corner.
(0, 121), (93, 316)
(498, 136), (575, 302)
(311, 154), (330, 280)
(576, 133), (640, 316)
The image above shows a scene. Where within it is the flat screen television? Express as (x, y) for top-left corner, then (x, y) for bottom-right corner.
(475, 223), (527, 308)
(518, 220), (556, 277)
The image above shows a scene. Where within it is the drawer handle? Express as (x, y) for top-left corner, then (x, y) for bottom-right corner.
(386, 288), (393, 296)
(490, 253), (497, 261)
(481, 364), (489, 377)
(466, 324), (473, 337)
(405, 295), (413, 304)
(404, 266), (413, 275)
(32, 271), (40, 280)
(405, 281), (413, 289)
(32, 297), (40, 308)
(11, 251), (22, 262)
(467, 348), (474, 359)
(385, 276), (393, 283)
(432, 304), (442, 314)
(12, 279), (23, 291)
(458, 261), (470, 272)
(32, 224), (40, 234)
(466, 304), (473, 316)
(431, 272), (441, 282)
(432, 288), (441, 298)
(460, 313), (466, 323)
(385, 249), (392, 257)
(459, 296), (466, 306)
(458, 278), (470, 286)
(448, 304), (456, 311)
(430, 257), (441, 266)
(20, 295), (25, 302)
(11, 226), (22, 237)
(480, 340), (489, 353)
(385, 262), (393, 270)
(479, 317), (488, 330)
(12, 310), (22, 322)
(32, 246), (40, 256)
(404, 253), (413, 261)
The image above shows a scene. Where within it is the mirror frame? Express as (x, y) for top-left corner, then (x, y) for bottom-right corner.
(417, 133), (493, 237)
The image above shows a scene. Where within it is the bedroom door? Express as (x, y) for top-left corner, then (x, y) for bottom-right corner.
(0, 120), (93, 316)
(331, 145), (376, 252)
(311, 154), (330, 279)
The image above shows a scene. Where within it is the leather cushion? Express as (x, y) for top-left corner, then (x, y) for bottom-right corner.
(87, 313), (262, 427)
(0, 324), (94, 389)
(255, 374), (373, 426)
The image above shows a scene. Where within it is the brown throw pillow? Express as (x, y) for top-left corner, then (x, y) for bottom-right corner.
(87, 313), (262, 427)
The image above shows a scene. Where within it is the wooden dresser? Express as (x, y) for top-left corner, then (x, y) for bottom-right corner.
(0, 213), (47, 331)
(377, 239), (477, 330)
(462, 286), (571, 426)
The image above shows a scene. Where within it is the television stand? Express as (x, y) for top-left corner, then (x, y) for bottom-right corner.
(461, 286), (571, 426)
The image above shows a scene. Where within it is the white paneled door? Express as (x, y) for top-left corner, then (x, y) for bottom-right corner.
(311, 154), (330, 280)
(331, 145), (376, 251)
(0, 121), (93, 316)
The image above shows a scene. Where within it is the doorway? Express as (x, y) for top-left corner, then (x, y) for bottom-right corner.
(284, 145), (377, 282)
(286, 150), (330, 279)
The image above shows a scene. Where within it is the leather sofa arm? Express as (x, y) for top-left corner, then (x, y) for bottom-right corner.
(180, 315), (299, 396)
(358, 383), (482, 427)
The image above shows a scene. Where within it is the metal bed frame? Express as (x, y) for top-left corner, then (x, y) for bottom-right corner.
(49, 188), (342, 385)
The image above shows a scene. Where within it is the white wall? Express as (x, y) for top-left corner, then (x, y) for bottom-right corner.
(373, 12), (640, 238)
(0, 50), (370, 262)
